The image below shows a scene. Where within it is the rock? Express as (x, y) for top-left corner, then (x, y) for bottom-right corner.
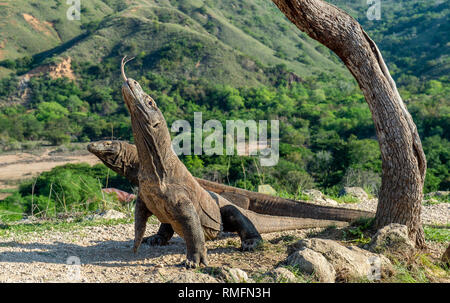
(86, 209), (127, 221)
(98, 209), (127, 220)
(16, 216), (40, 224)
(339, 187), (368, 201)
(426, 191), (450, 198)
(227, 268), (253, 283)
(289, 238), (392, 282)
(286, 248), (335, 282)
(323, 198), (338, 206)
(264, 267), (298, 283)
(441, 244), (450, 265)
(258, 185), (277, 196)
(203, 267), (253, 283)
(201, 267), (229, 282)
(303, 189), (325, 200)
(346, 245), (394, 278)
(368, 223), (415, 256)
(302, 189), (338, 206)
(167, 272), (218, 283)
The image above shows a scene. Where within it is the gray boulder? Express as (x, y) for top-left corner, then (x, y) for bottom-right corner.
(262, 267), (298, 283)
(368, 223), (415, 256)
(286, 247), (335, 282)
(289, 238), (392, 282)
(203, 267), (253, 283)
(339, 187), (368, 201)
(303, 189), (338, 206)
(227, 268), (253, 283)
(303, 189), (325, 200)
(258, 184), (277, 196)
(167, 272), (218, 283)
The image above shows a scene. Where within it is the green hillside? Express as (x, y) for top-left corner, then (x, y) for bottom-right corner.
(0, 0), (114, 59)
(0, 0), (350, 85)
(328, 0), (450, 81)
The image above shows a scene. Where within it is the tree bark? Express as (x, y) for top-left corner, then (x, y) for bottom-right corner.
(270, 0), (426, 247)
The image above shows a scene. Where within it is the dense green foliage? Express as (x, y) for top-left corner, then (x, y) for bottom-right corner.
(1, 69), (448, 195)
(0, 0), (448, 217)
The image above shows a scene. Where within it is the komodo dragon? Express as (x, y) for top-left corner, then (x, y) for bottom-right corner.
(88, 140), (374, 222)
(120, 56), (347, 267)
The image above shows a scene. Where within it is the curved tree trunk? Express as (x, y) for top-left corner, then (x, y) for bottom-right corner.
(270, 0), (427, 247)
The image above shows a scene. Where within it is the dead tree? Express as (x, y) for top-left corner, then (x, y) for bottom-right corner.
(270, 0), (427, 247)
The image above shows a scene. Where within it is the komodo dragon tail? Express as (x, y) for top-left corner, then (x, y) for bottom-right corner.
(243, 209), (348, 233)
(199, 178), (374, 222)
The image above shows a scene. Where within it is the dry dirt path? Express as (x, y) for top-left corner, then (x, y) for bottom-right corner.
(0, 146), (100, 192)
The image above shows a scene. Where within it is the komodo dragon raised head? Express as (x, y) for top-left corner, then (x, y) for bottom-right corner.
(120, 56), (347, 268)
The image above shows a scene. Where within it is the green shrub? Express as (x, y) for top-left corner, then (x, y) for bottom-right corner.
(14, 163), (132, 218)
(0, 192), (24, 222)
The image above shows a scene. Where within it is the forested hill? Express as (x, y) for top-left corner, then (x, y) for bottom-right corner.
(0, 0), (448, 82)
(0, 0), (350, 84)
(329, 0), (449, 82)
(0, 0), (448, 195)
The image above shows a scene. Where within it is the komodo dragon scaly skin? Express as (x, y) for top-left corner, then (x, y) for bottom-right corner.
(120, 56), (348, 268)
(88, 140), (374, 222)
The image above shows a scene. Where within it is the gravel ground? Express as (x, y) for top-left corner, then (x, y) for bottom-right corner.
(0, 199), (447, 283)
(0, 221), (322, 283)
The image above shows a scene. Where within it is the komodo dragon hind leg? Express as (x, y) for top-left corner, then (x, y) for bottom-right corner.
(220, 204), (263, 251)
(144, 223), (174, 246)
(134, 196), (152, 253)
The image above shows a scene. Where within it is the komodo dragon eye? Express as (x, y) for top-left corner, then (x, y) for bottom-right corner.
(145, 96), (155, 107)
(152, 122), (160, 128)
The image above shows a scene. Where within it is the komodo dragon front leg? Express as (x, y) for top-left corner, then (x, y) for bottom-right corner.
(174, 200), (209, 268)
(133, 197), (151, 252)
(134, 203), (208, 268)
(141, 194), (249, 247)
(134, 196), (174, 249)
